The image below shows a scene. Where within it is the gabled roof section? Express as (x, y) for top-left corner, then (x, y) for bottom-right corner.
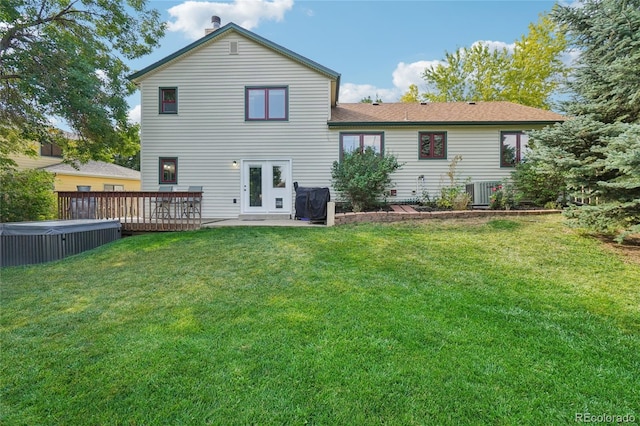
(329, 101), (566, 127)
(42, 160), (141, 180)
(128, 22), (341, 104)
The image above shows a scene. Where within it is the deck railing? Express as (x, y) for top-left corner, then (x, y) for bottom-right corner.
(58, 191), (203, 232)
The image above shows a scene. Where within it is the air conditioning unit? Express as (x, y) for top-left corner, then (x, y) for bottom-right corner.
(465, 181), (502, 206)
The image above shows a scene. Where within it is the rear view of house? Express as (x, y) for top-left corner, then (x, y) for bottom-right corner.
(129, 18), (564, 219)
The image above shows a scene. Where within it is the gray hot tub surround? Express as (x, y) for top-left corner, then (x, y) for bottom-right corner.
(1, 219), (121, 267)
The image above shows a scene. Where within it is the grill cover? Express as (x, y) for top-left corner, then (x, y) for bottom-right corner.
(294, 183), (330, 222)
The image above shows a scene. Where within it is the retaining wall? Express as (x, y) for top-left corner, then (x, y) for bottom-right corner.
(330, 206), (561, 226)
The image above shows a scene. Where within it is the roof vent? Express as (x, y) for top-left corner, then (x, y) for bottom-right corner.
(372, 102), (380, 106)
(229, 40), (238, 55)
(420, 102), (428, 105)
(467, 101), (476, 105)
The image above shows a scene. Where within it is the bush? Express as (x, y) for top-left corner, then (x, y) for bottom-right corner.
(437, 186), (471, 210)
(489, 181), (518, 210)
(0, 169), (57, 222)
(436, 155), (471, 210)
(331, 147), (402, 212)
(511, 159), (566, 207)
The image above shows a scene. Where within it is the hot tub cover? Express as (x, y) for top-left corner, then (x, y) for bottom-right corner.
(0, 219), (121, 236)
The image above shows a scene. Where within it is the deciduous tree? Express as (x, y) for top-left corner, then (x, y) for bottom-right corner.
(414, 14), (567, 109)
(400, 84), (421, 103)
(0, 0), (165, 167)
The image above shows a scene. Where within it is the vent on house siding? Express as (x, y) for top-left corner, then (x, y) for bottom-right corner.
(229, 41), (238, 55)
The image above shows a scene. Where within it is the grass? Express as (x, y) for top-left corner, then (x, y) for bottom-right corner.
(1, 215), (639, 425)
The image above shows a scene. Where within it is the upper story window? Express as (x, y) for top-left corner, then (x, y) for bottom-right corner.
(160, 88), (177, 114)
(159, 157), (177, 184)
(419, 132), (446, 159)
(340, 133), (384, 159)
(245, 87), (288, 121)
(501, 131), (529, 167)
(41, 142), (62, 158)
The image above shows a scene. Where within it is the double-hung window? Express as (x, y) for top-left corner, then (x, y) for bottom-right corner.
(340, 133), (384, 158)
(160, 88), (177, 114)
(246, 87), (288, 121)
(501, 131), (529, 167)
(159, 157), (178, 184)
(419, 132), (446, 159)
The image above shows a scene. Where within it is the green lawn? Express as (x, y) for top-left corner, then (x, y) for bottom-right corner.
(1, 216), (638, 425)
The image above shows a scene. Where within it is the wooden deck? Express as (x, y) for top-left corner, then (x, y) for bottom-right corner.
(58, 191), (203, 232)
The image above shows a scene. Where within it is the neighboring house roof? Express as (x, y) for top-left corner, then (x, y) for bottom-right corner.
(128, 22), (341, 105)
(42, 160), (140, 180)
(328, 101), (566, 128)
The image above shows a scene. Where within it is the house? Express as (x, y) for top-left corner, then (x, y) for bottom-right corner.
(129, 19), (564, 219)
(12, 141), (141, 192)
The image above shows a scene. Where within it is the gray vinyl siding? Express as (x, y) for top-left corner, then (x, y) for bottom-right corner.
(328, 124), (548, 202)
(138, 31), (554, 216)
(138, 33), (336, 218)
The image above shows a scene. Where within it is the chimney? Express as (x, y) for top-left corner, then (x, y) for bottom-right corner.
(205, 16), (222, 35)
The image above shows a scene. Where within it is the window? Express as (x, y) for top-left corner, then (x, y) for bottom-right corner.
(104, 184), (125, 191)
(41, 142), (62, 158)
(159, 88), (177, 114)
(245, 87), (288, 121)
(340, 133), (384, 158)
(159, 158), (177, 184)
(501, 131), (529, 167)
(419, 132), (446, 159)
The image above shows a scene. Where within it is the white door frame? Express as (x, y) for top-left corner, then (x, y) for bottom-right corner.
(240, 159), (292, 215)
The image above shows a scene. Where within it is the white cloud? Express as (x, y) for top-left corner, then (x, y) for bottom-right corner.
(561, 48), (581, 67)
(168, 0), (294, 40)
(471, 40), (516, 54)
(338, 60), (440, 103)
(128, 105), (141, 124)
(392, 60), (441, 93)
(338, 83), (400, 103)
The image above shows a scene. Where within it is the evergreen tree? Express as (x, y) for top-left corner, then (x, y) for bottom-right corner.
(527, 0), (640, 240)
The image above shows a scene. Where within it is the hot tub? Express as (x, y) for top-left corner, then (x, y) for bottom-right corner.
(0, 219), (121, 267)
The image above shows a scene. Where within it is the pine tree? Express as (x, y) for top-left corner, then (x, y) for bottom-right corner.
(527, 0), (640, 240)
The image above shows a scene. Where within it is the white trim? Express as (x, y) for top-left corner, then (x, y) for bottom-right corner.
(240, 159), (293, 215)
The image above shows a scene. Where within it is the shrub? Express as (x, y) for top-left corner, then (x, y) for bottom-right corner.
(0, 169), (57, 222)
(331, 147), (402, 212)
(489, 181), (518, 210)
(436, 155), (471, 210)
(511, 161), (566, 206)
(437, 186), (471, 210)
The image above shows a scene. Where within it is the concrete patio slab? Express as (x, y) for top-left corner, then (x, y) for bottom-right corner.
(201, 218), (326, 228)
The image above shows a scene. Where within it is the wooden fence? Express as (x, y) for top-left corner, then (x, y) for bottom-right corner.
(573, 186), (599, 205)
(58, 191), (203, 232)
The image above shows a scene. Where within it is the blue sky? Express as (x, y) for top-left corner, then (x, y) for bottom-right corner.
(128, 0), (560, 122)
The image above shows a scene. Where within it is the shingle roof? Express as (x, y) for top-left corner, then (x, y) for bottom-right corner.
(329, 101), (565, 127)
(42, 160), (140, 180)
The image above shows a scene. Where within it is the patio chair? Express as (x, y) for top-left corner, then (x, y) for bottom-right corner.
(182, 186), (203, 218)
(152, 186), (174, 218)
